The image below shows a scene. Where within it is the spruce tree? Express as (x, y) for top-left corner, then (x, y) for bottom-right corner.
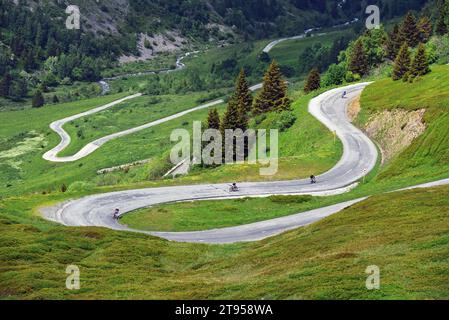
(253, 60), (291, 115)
(436, 15), (448, 35)
(221, 99), (247, 134)
(392, 43), (411, 81)
(220, 97), (249, 162)
(304, 68), (321, 93)
(32, 90), (45, 108)
(221, 99), (238, 133)
(386, 24), (403, 60)
(0, 73), (12, 97)
(203, 108), (222, 167)
(410, 43), (430, 78)
(417, 16), (433, 43)
(348, 39), (369, 76)
(400, 11), (420, 47)
(207, 108), (220, 130)
(233, 69), (253, 113)
(436, 0), (449, 35)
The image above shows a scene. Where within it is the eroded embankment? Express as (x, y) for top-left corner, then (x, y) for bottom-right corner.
(348, 96), (426, 163)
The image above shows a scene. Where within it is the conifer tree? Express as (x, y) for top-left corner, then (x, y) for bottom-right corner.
(417, 16), (433, 43)
(410, 43), (430, 78)
(235, 97), (249, 132)
(436, 0), (449, 35)
(207, 108), (221, 130)
(304, 68), (321, 93)
(220, 96), (249, 162)
(32, 90), (45, 108)
(0, 73), (12, 97)
(386, 24), (403, 60)
(253, 60), (291, 115)
(233, 69), (253, 113)
(400, 11), (420, 47)
(221, 99), (240, 133)
(436, 14), (448, 35)
(348, 39), (369, 76)
(221, 98), (248, 134)
(203, 108), (222, 167)
(392, 43), (411, 81)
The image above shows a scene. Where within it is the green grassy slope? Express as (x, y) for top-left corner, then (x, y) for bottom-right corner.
(107, 29), (353, 96)
(0, 81), (341, 197)
(0, 94), (226, 197)
(121, 195), (316, 232)
(121, 66), (449, 232)
(58, 91), (225, 156)
(159, 91), (342, 184)
(359, 65), (449, 188)
(1, 185), (448, 299)
(269, 30), (352, 71)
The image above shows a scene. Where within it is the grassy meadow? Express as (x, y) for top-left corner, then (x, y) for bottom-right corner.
(1, 184), (448, 299)
(1, 27), (449, 300)
(121, 66), (449, 232)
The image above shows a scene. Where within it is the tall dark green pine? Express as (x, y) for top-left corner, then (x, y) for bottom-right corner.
(417, 16), (433, 43)
(436, 15), (448, 35)
(233, 69), (253, 113)
(0, 73), (12, 97)
(235, 96), (249, 132)
(32, 90), (45, 108)
(436, 0), (449, 35)
(207, 108), (221, 130)
(203, 108), (222, 167)
(304, 68), (321, 93)
(253, 60), (291, 115)
(410, 43), (430, 78)
(392, 43), (411, 81)
(348, 39), (369, 76)
(400, 11), (420, 47)
(220, 97), (249, 162)
(221, 98), (248, 134)
(387, 24), (403, 60)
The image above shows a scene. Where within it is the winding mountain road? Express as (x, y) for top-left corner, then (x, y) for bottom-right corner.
(43, 84), (262, 163)
(40, 29), (448, 244)
(43, 83), (381, 242)
(41, 82), (449, 243)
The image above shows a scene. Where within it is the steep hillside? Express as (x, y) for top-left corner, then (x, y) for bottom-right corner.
(0, 0), (433, 107)
(359, 65), (449, 187)
(1, 182), (448, 299)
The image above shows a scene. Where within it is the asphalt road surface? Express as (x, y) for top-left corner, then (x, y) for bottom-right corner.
(43, 83), (384, 243)
(43, 85), (263, 163)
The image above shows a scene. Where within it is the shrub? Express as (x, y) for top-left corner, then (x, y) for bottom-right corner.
(68, 181), (94, 193)
(268, 195), (313, 204)
(277, 112), (297, 132)
(257, 111), (296, 132)
(147, 154), (173, 180)
(345, 71), (355, 82)
(322, 64), (346, 87)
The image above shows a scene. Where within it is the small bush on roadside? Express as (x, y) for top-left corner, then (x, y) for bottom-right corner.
(268, 195), (313, 204)
(68, 181), (95, 193)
